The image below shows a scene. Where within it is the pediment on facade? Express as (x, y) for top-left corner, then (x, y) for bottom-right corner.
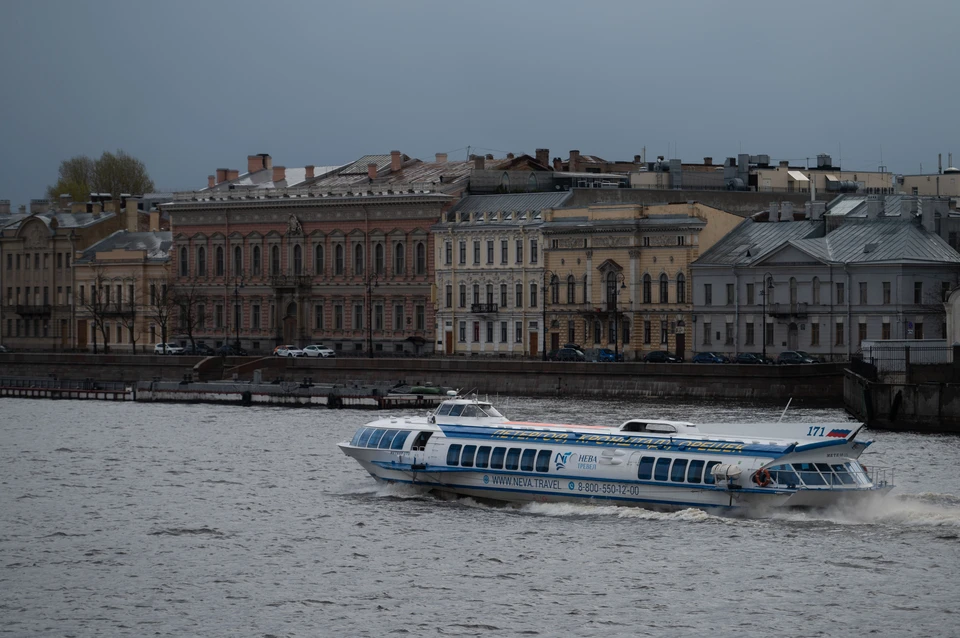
(228, 231), (244, 240)
(209, 232), (225, 241)
(409, 227), (427, 238)
(596, 258), (624, 273)
(265, 230), (283, 239)
(191, 232), (208, 241)
(387, 228), (406, 237)
(347, 229), (365, 238)
(308, 229), (325, 239)
(368, 228), (385, 239)
(753, 243), (824, 266)
(328, 229), (345, 239)
(247, 231), (263, 240)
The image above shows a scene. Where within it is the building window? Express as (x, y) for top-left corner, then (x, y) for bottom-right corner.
(473, 284), (480, 306)
(835, 322), (844, 346)
(459, 284), (466, 308)
(472, 321), (480, 342)
(765, 322), (773, 346)
(704, 283), (712, 306)
(915, 322), (924, 339)
(726, 283), (734, 305)
(568, 320), (576, 344)
(486, 321), (494, 343)
(215, 304), (224, 329)
(622, 319), (630, 344)
(486, 284), (494, 305)
(354, 244), (364, 275)
(374, 304), (383, 330)
(293, 244), (303, 275)
(459, 241), (466, 265)
(502, 321), (509, 343)
(334, 245), (344, 275)
(334, 305), (343, 330)
(314, 244), (324, 274)
(234, 246), (243, 276)
(395, 242), (406, 274)
(725, 322), (734, 345)
(501, 240), (508, 264)
(445, 284), (453, 308)
(179, 247), (189, 277)
(594, 320), (602, 344)
(914, 282), (923, 304)
(859, 281), (867, 305)
(881, 322), (890, 340)
(660, 321), (668, 344)
(253, 245), (261, 275)
(473, 240), (480, 265)
(836, 282), (844, 305)
(642, 274), (651, 304)
(272, 245), (281, 275)
(252, 304), (261, 329)
(394, 304), (404, 331)
(515, 239), (523, 264)
(215, 246), (224, 276)
(515, 321), (522, 343)
(745, 322), (755, 345)
(415, 242), (426, 275)
(566, 276), (576, 304)
(676, 274), (686, 304)
(197, 246), (207, 277)
(644, 320), (651, 344)
(353, 304), (364, 330)
(515, 283), (523, 308)
(810, 323), (819, 346)
(459, 321), (466, 342)
(500, 283), (507, 308)
(858, 322), (867, 345)
(660, 274), (670, 304)
(943, 281), (952, 302)
(530, 283), (538, 309)
(375, 243), (384, 275)
(530, 239), (538, 264)
(550, 275), (560, 304)
(704, 323), (713, 345)
(812, 277), (820, 305)
(416, 304), (425, 331)
(486, 240), (494, 265)
(445, 241), (452, 266)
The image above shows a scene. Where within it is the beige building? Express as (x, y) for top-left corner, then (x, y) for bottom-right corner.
(72, 228), (172, 353)
(541, 202), (742, 360)
(899, 169), (960, 199)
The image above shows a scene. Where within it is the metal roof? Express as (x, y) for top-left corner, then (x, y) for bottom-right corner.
(693, 219), (824, 266)
(448, 191), (573, 216)
(787, 170), (809, 181)
(75, 230), (173, 263)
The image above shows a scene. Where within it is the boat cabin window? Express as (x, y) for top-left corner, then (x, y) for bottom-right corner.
(687, 460), (704, 484)
(460, 405), (482, 418)
(670, 459), (688, 482)
(391, 431), (410, 450)
(378, 430), (398, 449)
(505, 448), (521, 470)
(621, 421), (678, 434)
(448, 404), (465, 417)
(704, 461), (721, 484)
(768, 464), (800, 487)
(479, 404), (503, 417)
(830, 464), (855, 485)
(638, 456), (654, 480)
(490, 447), (505, 469)
(411, 431), (431, 451)
(476, 446), (491, 468)
(368, 429), (386, 448)
(436, 403), (454, 416)
(520, 449), (536, 472)
(357, 428), (373, 447)
(461, 445), (477, 467)
(536, 450), (551, 473)
(654, 458), (671, 481)
(447, 444), (462, 465)
(792, 463), (826, 486)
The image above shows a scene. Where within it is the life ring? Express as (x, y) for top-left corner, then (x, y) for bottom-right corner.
(753, 467), (772, 488)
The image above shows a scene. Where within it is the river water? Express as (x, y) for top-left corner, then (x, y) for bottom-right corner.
(2, 397), (960, 637)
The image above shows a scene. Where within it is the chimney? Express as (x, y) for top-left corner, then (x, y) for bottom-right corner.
(0, 200), (10, 214)
(485, 153), (494, 160)
(226, 169), (239, 181)
(247, 155), (263, 173)
(260, 154), (273, 170)
(125, 198), (139, 232)
(368, 163), (378, 180)
(273, 166), (286, 183)
(781, 202), (794, 221)
(704, 157), (713, 166)
(473, 155), (485, 170)
(58, 194), (71, 210)
(29, 199), (50, 214)
(71, 201), (86, 213)
(216, 168), (227, 183)
(569, 150), (581, 172)
(19, 204), (27, 214)
(553, 157), (563, 171)
(769, 202), (778, 221)
(920, 199), (936, 232)
(435, 153), (447, 164)
(536, 148), (549, 166)
(149, 211), (160, 232)
(811, 201), (826, 220)
(208, 175), (216, 189)
(634, 155), (644, 164)
(390, 150), (402, 172)
(305, 165), (315, 179)
(779, 160), (789, 168)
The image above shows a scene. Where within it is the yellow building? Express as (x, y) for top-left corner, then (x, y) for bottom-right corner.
(72, 228), (172, 353)
(541, 202), (742, 360)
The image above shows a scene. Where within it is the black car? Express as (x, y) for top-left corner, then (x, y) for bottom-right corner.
(182, 343), (216, 356)
(217, 344), (248, 357)
(777, 350), (818, 364)
(555, 347), (586, 362)
(643, 350), (680, 363)
(734, 352), (774, 365)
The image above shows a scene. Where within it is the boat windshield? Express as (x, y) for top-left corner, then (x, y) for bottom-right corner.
(435, 402), (503, 418)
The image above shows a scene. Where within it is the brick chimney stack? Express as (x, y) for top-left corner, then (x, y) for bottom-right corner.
(390, 150), (402, 172)
(216, 168), (227, 183)
(435, 153), (447, 164)
(58, 194), (71, 210)
(208, 175), (216, 188)
(553, 157), (563, 171)
(273, 166), (286, 183)
(536, 148), (549, 167)
(569, 150), (581, 172)
(149, 211), (160, 232)
(125, 198), (140, 232)
(305, 165), (315, 179)
(226, 169), (239, 181)
(260, 154), (273, 170)
(368, 163), (378, 179)
(704, 157), (713, 166)
(247, 155), (262, 173)
(0, 200), (10, 214)
(473, 155), (485, 170)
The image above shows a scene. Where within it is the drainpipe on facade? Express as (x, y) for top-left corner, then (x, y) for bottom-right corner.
(828, 263), (834, 361)
(845, 264), (852, 360)
(733, 265), (740, 356)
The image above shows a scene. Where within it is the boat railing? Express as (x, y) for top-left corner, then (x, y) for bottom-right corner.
(768, 465), (893, 489)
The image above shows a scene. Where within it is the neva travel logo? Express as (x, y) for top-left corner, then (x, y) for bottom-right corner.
(554, 452), (572, 470)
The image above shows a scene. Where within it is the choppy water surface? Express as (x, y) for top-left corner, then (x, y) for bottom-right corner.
(2, 397), (960, 637)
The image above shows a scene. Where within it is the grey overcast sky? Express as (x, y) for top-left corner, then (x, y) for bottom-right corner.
(1, 0), (957, 207)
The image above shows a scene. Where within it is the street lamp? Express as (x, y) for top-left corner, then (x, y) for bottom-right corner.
(609, 272), (627, 360)
(542, 269), (557, 361)
(760, 271), (773, 360)
(233, 275), (244, 351)
(366, 272), (379, 358)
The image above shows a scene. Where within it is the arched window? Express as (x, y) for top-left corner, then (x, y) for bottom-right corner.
(334, 244), (344, 275)
(486, 283), (494, 305)
(252, 245), (261, 275)
(271, 245), (280, 275)
(179, 247), (189, 277)
(374, 243), (384, 275)
(354, 244), (364, 275)
(567, 275), (576, 304)
(472, 283), (480, 305)
(459, 283), (466, 308)
(415, 242), (426, 275)
(215, 246), (224, 276)
(642, 274), (651, 304)
(314, 244), (324, 274)
(197, 246), (207, 277)
(394, 242), (405, 275)
(606, 272), (617, 305)
(812, 276), (820, 305)
(551, 275), (560, 304)
(659, 274), (669, 304)
(233, 246), (243, 276)
(676, 273), (686, 304)
(293, 244), (303, 275)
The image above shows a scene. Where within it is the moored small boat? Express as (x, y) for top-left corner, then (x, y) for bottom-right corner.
(338, 396), (893, 512)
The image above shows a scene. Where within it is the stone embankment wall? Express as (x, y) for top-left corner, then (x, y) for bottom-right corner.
(0, 354), (844, 403)
(844, 369), (960, 433)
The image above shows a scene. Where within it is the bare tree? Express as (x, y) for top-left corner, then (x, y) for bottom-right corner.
(117, 288), (140, 354)
(82, 264), (110, 354)
(147, 274), (175, 353)
(172, 279), (206, 351)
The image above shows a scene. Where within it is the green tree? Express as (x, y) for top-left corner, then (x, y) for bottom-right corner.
(47, 150), (155, 203)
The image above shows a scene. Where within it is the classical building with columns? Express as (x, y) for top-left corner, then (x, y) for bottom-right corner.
(540, 202), (742, 360)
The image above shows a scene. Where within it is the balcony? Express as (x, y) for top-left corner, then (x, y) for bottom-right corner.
(471, 303), (498, 314)
(269, 274), (312, 289)
(769, 302), (808, 320)
(101, 303), (136, 317)
(16, 304), (52, 316)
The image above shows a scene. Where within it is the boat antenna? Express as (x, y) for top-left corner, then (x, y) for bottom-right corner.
(777, 398), (793, 423)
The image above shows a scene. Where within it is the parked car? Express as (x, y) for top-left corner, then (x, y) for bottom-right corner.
(597, 348), (624, 362)
(0, 344), (7, 353)
(555, 347), (586, 362)
(302, 344), (336, 358)
(643, 350), (680, 363)
(273, 344), (304, 357)
(217, 344), (248, 356)
(562, 343), (583, 351)
(154, 342), (184, 355)
(734, 352), (774, 365)
(777, 350), (819, 364)
(182, 342), (216, 356)
(692, 352), (730, 364)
